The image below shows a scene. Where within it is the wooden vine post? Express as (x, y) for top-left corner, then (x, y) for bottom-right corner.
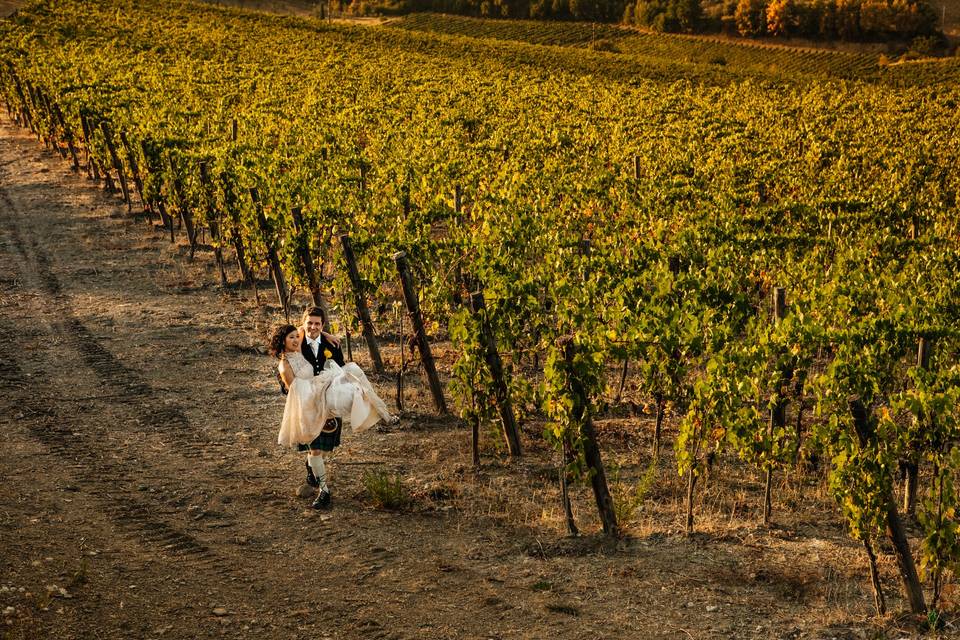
(220, 171), (253, 287)
(395, 304), (405, 413)
(138, 139), (174, 240)
(289, 207), (327, 314)
(23, 80), (43, 145)
(393, 251), (447, 414)
(36, 90), (65, 160)
(849, 398), (926, 615)
(862, 537), (886, 616)
(118, 131), (147, 213)
(78, 112), (99, 181)
(51, 103), (80, 171)
(685, 448), (699, 536)
(339, 234), (384, 375)
(560, 434), (579, 537)
(83, 113), (115, 192)
(763, 286), (787, 526)
(251, 187), (290, 320)
(469, 289), (521, 457)
(559, 335), (618, 537)
(654, 255), (683, 461)
(197, 162), (228, 288)
(791, 368), (808, 466)
(8, 69), (33, 132)
(615, 359), (629, 404)
(41, 93), (66, 160)
(100, 121), (131, 212)
(903, 337), (931, 518)
(401, 169), (411, 219)
(166, 155), (198, 257)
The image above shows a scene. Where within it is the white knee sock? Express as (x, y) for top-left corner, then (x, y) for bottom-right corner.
(307, 454), (327, 491)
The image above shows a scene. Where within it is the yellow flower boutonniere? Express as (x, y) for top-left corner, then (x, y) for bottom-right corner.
(323, 348), (333, 359)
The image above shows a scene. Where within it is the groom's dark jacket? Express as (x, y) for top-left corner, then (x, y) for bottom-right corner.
(300, 335), (346, 375)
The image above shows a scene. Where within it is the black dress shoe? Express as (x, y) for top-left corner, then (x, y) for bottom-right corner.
(311, 489), (331, 510)
(305, 461), (319, 488)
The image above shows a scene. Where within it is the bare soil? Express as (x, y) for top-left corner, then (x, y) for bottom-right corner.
(0, 115), (945, 640)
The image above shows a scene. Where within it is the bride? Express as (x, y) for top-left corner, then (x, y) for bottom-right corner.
(269, 323), (396, 508)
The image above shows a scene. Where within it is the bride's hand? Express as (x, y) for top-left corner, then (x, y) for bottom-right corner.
(322, 331), (341, 347)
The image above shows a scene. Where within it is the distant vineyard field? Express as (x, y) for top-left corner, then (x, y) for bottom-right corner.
(388, 14), (882, 80)
(881, 54), (960, 85)
(389, 13), (960, 84)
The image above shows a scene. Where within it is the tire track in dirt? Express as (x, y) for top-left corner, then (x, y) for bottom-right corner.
(0, 317), (237, 577)
(0, 182), (252, 583)
(1, 186), (214, 463)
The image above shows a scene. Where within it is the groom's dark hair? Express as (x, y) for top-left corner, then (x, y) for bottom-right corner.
(302, 306), (327, 324)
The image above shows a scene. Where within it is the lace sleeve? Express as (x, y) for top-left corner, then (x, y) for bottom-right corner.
(284, 353), (311, 379)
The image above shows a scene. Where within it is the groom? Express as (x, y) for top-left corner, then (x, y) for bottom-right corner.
(297, 306), (345, 510)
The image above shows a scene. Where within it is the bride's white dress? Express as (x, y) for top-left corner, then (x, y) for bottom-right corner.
(277, 352), (393, 447)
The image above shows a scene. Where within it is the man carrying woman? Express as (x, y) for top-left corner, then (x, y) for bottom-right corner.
(270, 307), (395, 510)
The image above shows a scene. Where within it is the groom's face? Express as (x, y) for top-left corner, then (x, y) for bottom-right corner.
(304, 314), (324, 340)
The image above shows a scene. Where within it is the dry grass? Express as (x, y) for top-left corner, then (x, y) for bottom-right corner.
(365, 370), (919, 629)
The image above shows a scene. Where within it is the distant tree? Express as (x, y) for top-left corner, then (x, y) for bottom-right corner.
(529, 0), (545, 14)
(859, 0), (895, 34)
(633, 0), (702, 30)
(811, 0), (838, 37)
(719, 0), (740, 34)
(735, 0), (767, 35)
(785, 0), (817, 36)
(860, 0), (936, 37)
(569, 0), (603, 20)
(766, 0), (796, 34)
(834, 0), (861, 39)
(670, 0), (703, 30)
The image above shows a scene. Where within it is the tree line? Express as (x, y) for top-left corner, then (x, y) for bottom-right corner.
(398, 0), (942, 43)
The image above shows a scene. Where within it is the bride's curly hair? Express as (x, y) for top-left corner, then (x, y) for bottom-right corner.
(268, 324), (298, 359)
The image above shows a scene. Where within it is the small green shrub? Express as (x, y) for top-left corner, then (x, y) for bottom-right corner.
(590, 38), (621, 52)
(610, 460), (657, 526)
(363, 468), (411, 510)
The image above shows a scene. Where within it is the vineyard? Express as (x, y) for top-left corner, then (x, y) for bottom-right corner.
(2, 0), (960, 634)
(389, 13), (960, 85)
(389, 13), (882, 79)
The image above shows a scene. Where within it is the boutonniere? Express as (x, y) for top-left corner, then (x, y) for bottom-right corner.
(323, 349), (333, 359)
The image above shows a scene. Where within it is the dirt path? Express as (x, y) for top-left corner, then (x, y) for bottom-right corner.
(0, 116), (508, 639)
(0, 116), (902, 639)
